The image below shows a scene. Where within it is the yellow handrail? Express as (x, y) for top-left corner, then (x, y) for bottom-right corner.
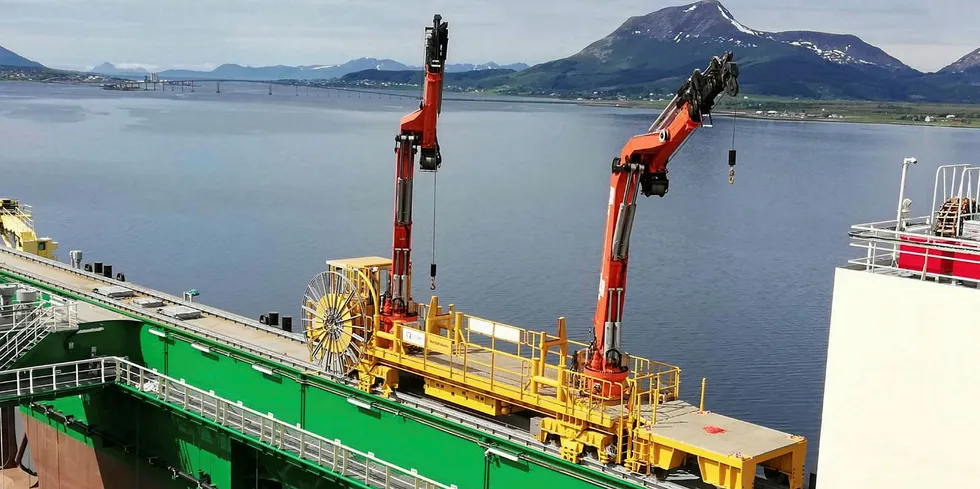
(366, 305), (683, 430)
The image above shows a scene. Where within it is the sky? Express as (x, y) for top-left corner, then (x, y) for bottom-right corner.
(1, 0), (977, 73)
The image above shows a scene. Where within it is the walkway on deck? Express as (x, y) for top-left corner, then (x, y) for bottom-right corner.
(0, 246), (315, 371)
(0, 357), (453, 489)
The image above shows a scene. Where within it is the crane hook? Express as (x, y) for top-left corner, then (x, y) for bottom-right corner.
(728, 149), (737, 185)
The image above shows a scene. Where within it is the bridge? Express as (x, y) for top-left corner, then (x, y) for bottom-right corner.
(96, 76), (585, 105)
(105, 77), (422, 99)
(0, 245), (694, 489)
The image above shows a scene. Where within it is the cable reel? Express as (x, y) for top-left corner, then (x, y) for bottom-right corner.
(302, 270), (368, 376)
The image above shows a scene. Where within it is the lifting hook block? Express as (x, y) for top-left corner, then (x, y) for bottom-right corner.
(729, 167), (735, 185)
(430, 277), (436, 290)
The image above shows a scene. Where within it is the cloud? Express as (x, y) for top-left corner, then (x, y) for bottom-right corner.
(0, 0), (977, 73)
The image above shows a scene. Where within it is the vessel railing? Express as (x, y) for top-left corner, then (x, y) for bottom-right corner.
(0, 204), (34, 231)
(0, 294), (78, 369)
(384, 311), (682, 428)
(0, 357), (112, 401)
(114, 358), (454, 489)
(0, 357), (456, 489)
(929, 165), (972, 226)
(850, 216), (980, 285)
(458, 313), (682, 425)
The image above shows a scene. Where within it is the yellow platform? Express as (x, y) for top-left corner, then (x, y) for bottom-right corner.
(317, 257), (807, 489)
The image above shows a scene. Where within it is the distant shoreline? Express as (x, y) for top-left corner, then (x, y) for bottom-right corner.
(575, 99), (980, 130)
(8, 79), (978, 130)
(715, 110), (980, 129)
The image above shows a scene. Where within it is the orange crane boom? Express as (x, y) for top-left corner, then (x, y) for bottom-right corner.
(586, 52), (740, 389)
(384, 15), (449, 329)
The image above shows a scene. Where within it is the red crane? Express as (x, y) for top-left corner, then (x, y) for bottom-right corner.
(585, 52), (740, 393)
(383, 15), (449, 331)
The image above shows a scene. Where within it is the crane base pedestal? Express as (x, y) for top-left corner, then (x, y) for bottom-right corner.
(583, 366), (629, 398)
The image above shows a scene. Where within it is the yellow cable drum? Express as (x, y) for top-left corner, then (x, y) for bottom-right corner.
(302, 270), (368, 375)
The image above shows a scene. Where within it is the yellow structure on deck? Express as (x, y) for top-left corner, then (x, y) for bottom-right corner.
(0, 199), (58, 259)
(303, 257), (807, 489)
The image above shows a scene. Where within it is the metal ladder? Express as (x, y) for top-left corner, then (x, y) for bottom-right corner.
(0, 295), (78, 370)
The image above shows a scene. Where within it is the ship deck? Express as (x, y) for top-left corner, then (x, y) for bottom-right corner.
(0, 247), (312, 367)
(642, 401), (801, 458)
(0, 245), (805, 489)
(418, 345), (798, 456)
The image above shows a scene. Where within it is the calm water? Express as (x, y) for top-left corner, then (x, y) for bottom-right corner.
(3, 81), (979, 471)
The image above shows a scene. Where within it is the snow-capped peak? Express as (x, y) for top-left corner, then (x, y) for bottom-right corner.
(716, 3), (759, 36)
(585, 0), (911, 73)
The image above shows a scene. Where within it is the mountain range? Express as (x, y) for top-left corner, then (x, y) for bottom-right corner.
(478, 0), (980, 102)
(3, 1), (980, 102)
(89, 59), (530, 80)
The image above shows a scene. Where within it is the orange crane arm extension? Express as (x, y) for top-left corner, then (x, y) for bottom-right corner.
(387, 15), (449, 319)
(587, 52), (740, 376)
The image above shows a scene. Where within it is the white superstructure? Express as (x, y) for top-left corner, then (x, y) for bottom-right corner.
(818, 158), (980, 489)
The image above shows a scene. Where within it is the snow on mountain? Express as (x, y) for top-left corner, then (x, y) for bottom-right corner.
(940, 47), (980, 74)
(768, 31), (912, 71)
(585, 0), (912, 72)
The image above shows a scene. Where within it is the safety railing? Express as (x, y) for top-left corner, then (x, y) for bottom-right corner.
(113, 359), (455, 489)
(849, 217), (980, 286)
(0, 203), (34, 231)
(378, 309), (683, 429)
(0, 294), (78, 370)
(0, 357), (455, 489)
(0, 357), (114, 401)
(626, 360), (682, 428)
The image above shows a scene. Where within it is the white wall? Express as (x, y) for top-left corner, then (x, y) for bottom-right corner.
(817, 267), (980, 489)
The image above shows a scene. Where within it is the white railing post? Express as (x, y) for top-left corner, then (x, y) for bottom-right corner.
(897, 158), (916, 231)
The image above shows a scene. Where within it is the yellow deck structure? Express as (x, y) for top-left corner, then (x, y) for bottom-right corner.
(311, 257), (807, 489)
(0, 199), (58, 259)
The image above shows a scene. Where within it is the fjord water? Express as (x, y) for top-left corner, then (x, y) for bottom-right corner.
(3, 82), (979, 472)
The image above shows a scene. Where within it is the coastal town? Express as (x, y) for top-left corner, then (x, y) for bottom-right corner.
(0, 66), (114, 84)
